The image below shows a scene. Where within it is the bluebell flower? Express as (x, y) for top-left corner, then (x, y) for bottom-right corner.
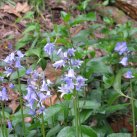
(29, 109), (36, 116)
(27, 99), (35, 109)
(0, 87), (8, 101)
(58, 84), (71, 97)
(57, 48), (62, 55)
(114, 42), (128, 55)
(62, 52), (68, 61)
(15, 59), (22, 68)
(123, 70), (134, 79)
(4, 52), (15, 64)
(0, 76), (4, 82)
(44, 43), (55, 56)
(66, 69), (75, 78)
(119, 57), (128, 66)
(71, 59), (83, 68)
(26, 69), (32, 75)
(4, 67), (13, 77)
(37, 107), (45, 114)
(17, 50), (24, 58)
(67, 48), (76, 57)
(53, 60), (65, 69)
(7, 121), (12, 129)
(40, 80), (48, 91)
(64, 77), (74, 90)
(8, 43), (12, 49)
(76, 76), (86, 91)
(9, 83), (14, 89)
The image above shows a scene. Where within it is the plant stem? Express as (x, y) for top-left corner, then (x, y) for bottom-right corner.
(17, 70), (26, 137)
(50, 97), (55, 127)
(41, 113), (46, 137)
(1, 102), (8, 137)
(130, 80), (136, 137)
(73, 90), (80, 137)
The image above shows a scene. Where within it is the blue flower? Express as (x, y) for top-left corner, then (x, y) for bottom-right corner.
(4, 52), (15, 64)
(119, 57), (128, 66)
(0, 87), (8, 101)
(76, 76), (86, 91)
(9, 83), (14, 89)
(40, 80), (48, 91)
(71, 59), (83, 68)
(4, 67), (13, 77)
(7, 121), (12, 129)
(53, 60), (65, 69)
(58, 84), (71, 97)
(37, 107), (45, 114)
(44, 43), (55, 56)
(17, 50), (24, 58)
(0, 76), (4, 82)
(15, 59), (22, 68)
(64, 77), (74, 90)
(29, 109), (36, 116)
(26, 69), (32, 75)
(66, 69), (75, 78)
(124, 70), (134, 79)
(67, 48), (75, 57)
(114, 42), (128, 55)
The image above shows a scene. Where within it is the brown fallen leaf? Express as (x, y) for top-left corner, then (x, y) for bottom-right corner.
(9, 100), (19, 113)
(1, 2), (30, 17)
(44, 95), (58, 107)
(1, 4), (21, 17)
(16, 2), (30, 13)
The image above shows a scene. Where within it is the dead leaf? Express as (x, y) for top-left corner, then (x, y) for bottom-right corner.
(45, 62), (62, 82)
(9, 100), (19, 113)
(1, 4), (21, 17)
(44, 95), (58, 107)
(1, 2), (30, 17)
(16, 2), (30, 13)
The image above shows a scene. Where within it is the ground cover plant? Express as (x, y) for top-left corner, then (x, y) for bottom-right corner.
(0, 0), (137, 137)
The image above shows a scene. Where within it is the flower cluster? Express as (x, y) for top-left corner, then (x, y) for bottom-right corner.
(59, 69), (86, 97)
(3, 50), (24, 76)
(24, 69), (51, 115)
(114, 42), (134, 79)
(44, 42), (86, 97)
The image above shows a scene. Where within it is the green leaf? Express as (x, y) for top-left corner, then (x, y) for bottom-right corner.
(79, 100), (100, 109)
(61, 11), (71, 22)
(10, 68), (26, 80)
(15, 35), (33, 49)
(101, 103), (129, 114)
(14, 122), (24, 136)
(107, 133), (131, 137)
(45, 104), (62, 120)
(82, 0), (91, 10)
(81, 125), (97, 137)
(57, 126), (75, 137)
(23, 24), (36, 34)
(25, 48), (42, 58)
(113, 70), (122, 94)
(85, 57), (112, 78)
(27, 130), (37, 137)
(70, 12), (96, 26)
(47, 124), (62, 137)
(79, 110), (92, 123)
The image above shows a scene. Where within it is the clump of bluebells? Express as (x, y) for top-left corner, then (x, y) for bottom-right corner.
(114, 42), (134, 79)
(3, 50), (24, 77)
(44, 42), (87, 97)
(24, 69), (51, 115)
